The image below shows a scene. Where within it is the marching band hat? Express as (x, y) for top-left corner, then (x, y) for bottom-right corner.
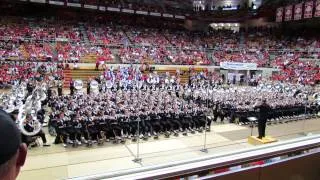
(0, 109), (22, 165)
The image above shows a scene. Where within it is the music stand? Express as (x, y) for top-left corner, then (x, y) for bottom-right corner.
(247, 117), (257, 136)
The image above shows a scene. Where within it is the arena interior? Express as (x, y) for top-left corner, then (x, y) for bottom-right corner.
(1, 0), (320, 179)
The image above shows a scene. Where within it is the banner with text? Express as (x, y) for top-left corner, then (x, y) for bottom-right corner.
(276, 7), (284, 22)
(304, 1), (314, 18)
(315, 0), (320, 17)
(294, 3), (303, 20)
(220, 62), (257, 70)
(284, 5), (293, 21)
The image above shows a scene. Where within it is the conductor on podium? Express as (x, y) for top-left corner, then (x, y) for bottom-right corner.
(254, 99), (271, 139)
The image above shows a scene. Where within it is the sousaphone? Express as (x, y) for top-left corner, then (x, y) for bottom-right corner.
(106, 80), (113, 89)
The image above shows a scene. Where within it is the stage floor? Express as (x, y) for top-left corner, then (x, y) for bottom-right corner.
(18, 119), (320, 180)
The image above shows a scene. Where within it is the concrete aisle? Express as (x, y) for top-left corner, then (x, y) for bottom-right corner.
(18, 119), (320, 180)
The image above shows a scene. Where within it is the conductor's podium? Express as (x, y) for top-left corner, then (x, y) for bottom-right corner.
(248, 136), (278, 145)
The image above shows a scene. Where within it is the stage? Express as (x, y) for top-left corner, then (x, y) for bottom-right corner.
(18, 119), (320, 180)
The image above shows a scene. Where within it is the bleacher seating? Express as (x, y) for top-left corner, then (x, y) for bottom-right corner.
(1, 16), (320, 85)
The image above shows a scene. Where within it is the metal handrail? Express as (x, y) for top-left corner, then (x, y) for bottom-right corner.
(70, 134), (320, 180)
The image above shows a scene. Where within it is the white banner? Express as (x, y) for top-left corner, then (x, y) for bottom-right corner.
(49, 1), (64, 5)
(67, 3), (81, 7)
(30, 0), (46, 3)
(55, 38), (68, 42)
(122, 9), (134, 13)
(107, 7), (120, 12)
(163, 13), (174, 18)
(99, 6), (106, 11)
(220, 62), (257, 70)
(84, 4), (97, 9)
(150, 12), (161, 16)
(136, 11), (148, 15)
(175, 15), (186, 19)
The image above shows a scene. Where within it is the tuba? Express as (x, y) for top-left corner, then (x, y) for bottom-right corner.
(106, 80), (113, 89)
(34, 86), (47, 102)
(17, 91), (43, 136)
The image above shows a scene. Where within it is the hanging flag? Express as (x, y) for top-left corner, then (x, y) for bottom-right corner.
(276, 7), (284, 22)
(315, 0), (320, 17)
(294, 3), (303, 20)
(304, 1), (314, 18)
(284, 5), (293, 21)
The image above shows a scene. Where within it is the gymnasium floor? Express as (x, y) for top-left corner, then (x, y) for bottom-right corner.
(18, 119), (320, 180)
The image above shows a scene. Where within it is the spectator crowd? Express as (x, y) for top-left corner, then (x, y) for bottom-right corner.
(0, 16), (320, 85)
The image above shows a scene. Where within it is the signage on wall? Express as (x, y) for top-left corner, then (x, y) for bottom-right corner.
(315, 0), (320, 17)
(294, 3), (303, 20)
(220, 62), (257, 70)
(284, 5), (293, 21)
(276, 7), (284, 22)
(304, 1), (314, 18)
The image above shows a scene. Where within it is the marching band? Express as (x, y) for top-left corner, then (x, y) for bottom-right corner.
(1, 66), (319, 148)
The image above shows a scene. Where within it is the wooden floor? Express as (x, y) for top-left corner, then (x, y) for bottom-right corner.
(18, 119), (320, 180)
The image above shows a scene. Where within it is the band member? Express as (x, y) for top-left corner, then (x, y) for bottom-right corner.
(70, 79), (74, 95)
(87, 79), (91, 95)
(120, 110), (131, 138)
(138, 110), (150, 139)
(47, 85), (52, 101)
(108, 110), (122, 140)
(54, 113), (69, 146)
(57, 81), (63, 96)
(96, 113), (111, 141)
(27, 80), (34, 96)
(24, 114), (50, 147)
(254, 99), (271, 139)
(150, 109), (162, 137)
(69, 116), (83, 145)
(212, 102), (219, 122)
(171, 109), (182, 135)
(181, 109), (193, 134)
(85, 114), (102, 142)
(41, 70), (310, 147)
(129, 110), (139, 139)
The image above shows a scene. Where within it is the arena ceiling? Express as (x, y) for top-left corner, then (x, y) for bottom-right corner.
(0, 0), (281, 21)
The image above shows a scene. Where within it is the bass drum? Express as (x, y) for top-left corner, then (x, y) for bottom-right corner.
(74, 80), (84, 95)
(90, 80), (99, 94)
(74, 80), (83, 90)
